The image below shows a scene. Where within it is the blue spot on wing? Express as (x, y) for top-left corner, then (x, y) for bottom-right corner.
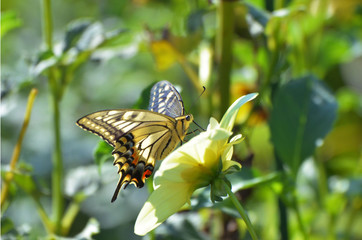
(148, 80), (184, 118)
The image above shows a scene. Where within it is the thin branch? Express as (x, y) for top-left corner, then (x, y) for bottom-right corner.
(223, 180), (258, 240)
(1, 88), (38, 208)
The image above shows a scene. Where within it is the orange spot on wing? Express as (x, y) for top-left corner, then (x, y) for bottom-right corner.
(131, 148), (139, 165)
(142, 169), (153, 181)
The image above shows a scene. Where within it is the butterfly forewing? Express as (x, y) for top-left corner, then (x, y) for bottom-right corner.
(148, 80), (184, 118)
(77, 81), (193, 202)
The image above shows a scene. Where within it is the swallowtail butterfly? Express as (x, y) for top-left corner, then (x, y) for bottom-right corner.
(76, 81), (193, 202)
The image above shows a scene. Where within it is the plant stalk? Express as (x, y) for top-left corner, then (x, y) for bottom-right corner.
(275, 152), (289, 240)
(216, 0), (235, 118)
(61, 195), (85, 236)
(50, 96), (64, 233)
(223, 180), (258, 240)
(42, 0), (64, 234)
(292, 194), (308, 239)
(0, 88), (38, 208)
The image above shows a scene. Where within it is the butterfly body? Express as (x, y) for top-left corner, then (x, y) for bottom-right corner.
(76, 81), (192, 202)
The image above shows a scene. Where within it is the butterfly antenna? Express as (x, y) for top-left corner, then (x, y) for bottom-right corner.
(185, 86), (206, 132)
(193, 120), (206, 131)
(186, 86), (206, 114)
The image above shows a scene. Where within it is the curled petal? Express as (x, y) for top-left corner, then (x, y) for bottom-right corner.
(220, 93), (258, 132)
(207, 117), (220, 130)
(229, 134), (243, 144)
(222, 160), (241, 174)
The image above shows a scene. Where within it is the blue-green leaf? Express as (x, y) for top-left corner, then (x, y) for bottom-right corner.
(269, 74), (338, 175)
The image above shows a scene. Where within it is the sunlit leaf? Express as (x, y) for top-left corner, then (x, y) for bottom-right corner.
(269, 74), (338, 175)
(229, 172), (280, 192)
(63, 19), (93, 52)
(62, 20), (128, 64)
(30, 50), (57, 76)
(12, 172), (38, 196)
(1, 11), (22, 38)
(76, 22), (104, 51)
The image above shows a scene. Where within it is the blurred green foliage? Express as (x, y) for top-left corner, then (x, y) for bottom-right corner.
(1, 0), (362, 239)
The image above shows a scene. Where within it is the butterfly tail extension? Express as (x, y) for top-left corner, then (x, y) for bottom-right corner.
(110, 133), (155, 202)
(111, 177), (124, 202)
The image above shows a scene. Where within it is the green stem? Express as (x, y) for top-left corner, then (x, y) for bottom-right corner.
(223, 180), (258, 240)
(61, 194), (86, 235)
(42, 0), (64, 234)
(314, 156), (327, 207)
(32, 194), (54, 234)
(216, 0), (235, 118)
(275, 152), (289, 240)
(1, 89), (38, 208)
(292, 193), (308, 239)
(344, 199), (361, 240)
(42, 0), (53, 48)
(278, 198), (288, 240)
(50, 91), (64, 234)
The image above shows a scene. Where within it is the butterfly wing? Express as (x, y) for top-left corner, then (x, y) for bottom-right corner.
(148, 80), (185, 118)
(77, 109), (181, 201)
(77, 81), (192, 202)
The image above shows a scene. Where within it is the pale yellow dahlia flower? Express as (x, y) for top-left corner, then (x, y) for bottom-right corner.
(135, 93), (258, 236)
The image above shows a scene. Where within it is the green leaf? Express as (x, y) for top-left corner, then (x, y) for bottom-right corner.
(269, 74), (338, 176)
(12, 172), (38, 196)
(31, 50), (57, 76)
(63, 19), (93, 52)
(76, 22), (104, 51)
(223, 164), (241, 175)
(1, 217), (15, 235)
(74, 21), (127, 52)
(93, 141), (113, 173)
(229, 172), (280, 192)
(1, 11), (22, 38)
(245, 2), (269, 28)
(100, 29), (129, 48)
(133, 81), (157, 110)
(210, 177), (230, 203)
(61, 20), (128, 65)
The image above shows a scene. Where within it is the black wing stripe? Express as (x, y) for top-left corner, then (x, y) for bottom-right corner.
(160, 134), (172, 158)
